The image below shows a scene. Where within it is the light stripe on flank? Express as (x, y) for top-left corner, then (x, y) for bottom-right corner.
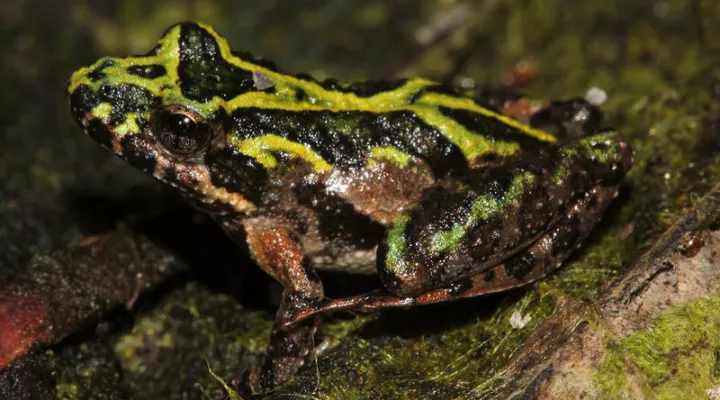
(417, 92), (557, 144)
(231, 134), (333, 172)
(385, 215), (411, 274)
(429, 173), (534, 254)
(368, 146), (413, 168)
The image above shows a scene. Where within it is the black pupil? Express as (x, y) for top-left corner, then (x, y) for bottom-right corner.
(159, 112), (209, 155)
(168, 113), (197, 136)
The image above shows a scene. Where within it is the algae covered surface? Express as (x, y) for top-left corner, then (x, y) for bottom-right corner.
(1, 0), (720, 399)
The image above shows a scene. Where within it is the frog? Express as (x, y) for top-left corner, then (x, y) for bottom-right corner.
(67, 22), (633, 393)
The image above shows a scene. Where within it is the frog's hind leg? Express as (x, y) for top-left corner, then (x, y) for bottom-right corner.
(282, 182), (620, 329)
(378, 133), (631, 298)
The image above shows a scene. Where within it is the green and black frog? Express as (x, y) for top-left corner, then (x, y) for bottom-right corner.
(68, 22), (633, 392)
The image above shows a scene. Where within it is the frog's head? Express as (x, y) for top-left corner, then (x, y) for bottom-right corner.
(68, 22), (274, 214)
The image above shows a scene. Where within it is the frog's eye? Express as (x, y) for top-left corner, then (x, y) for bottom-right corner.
(153, 107), (212, 157)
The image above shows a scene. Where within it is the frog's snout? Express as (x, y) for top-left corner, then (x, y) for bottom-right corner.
(68, 83), (101, 129)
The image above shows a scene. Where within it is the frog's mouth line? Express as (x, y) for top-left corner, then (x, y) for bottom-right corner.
(80, 112), (256, 215)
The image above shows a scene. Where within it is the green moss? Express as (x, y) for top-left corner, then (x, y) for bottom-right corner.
(53, 341), (132, 399)
(113, 283), (273, 398)
(594, 339), (633, 398)
(596, 294), (720, 398)
(270, 290), (559, 399)
(55, 383), (79, 400)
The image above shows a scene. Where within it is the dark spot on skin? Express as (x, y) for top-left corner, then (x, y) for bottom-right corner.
(204, 146), (268, 205)
(504, 252), (536, 280)
(119, 135), (157, 174)
(259, 358), (277, 388)
(447, 279), (473, 297)
(87, 70), (105, 82)
(466, 216), (508, 263)
(483, 269), (495, 281)
(285, 210), (309, 235)
(312, 77), (409, 98)
(301, 258), (321, 284)
(295, 183), (385, 250)
(475, 152), (501, 165)
(177, 23), (264, 102)
(87, 59), (114, 82)
(69, 84), (100, 126)
(97, 83), (161, 126)
(127, 64), (167, 79)
(161, 167), (181, 188)
(85, 119), (114, 149)
(108, 113), (128, 128)
(295, 89), (307, 102)
(588, 193), (597, 208)
(465, 166), (515, 196)
(407, 87), (426, 104)
(551, 214), (582, 257)
(402, 186), (465, 247)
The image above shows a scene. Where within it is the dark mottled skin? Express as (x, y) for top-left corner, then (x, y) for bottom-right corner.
(67, 22), (633, 393)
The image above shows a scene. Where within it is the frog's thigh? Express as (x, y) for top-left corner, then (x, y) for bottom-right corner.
(283, 183), (619, 328)
(376, 175), (557, 298)
(241, 223), (324, 389)
(412, 183), (620, 303)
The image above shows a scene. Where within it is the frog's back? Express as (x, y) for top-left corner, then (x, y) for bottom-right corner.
(243, 71), (559, 174)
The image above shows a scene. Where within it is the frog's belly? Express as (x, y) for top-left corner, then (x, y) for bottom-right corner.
(310, 247), (378, 275)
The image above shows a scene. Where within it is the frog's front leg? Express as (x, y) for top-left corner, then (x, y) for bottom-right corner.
(226, 221), (324, 392)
